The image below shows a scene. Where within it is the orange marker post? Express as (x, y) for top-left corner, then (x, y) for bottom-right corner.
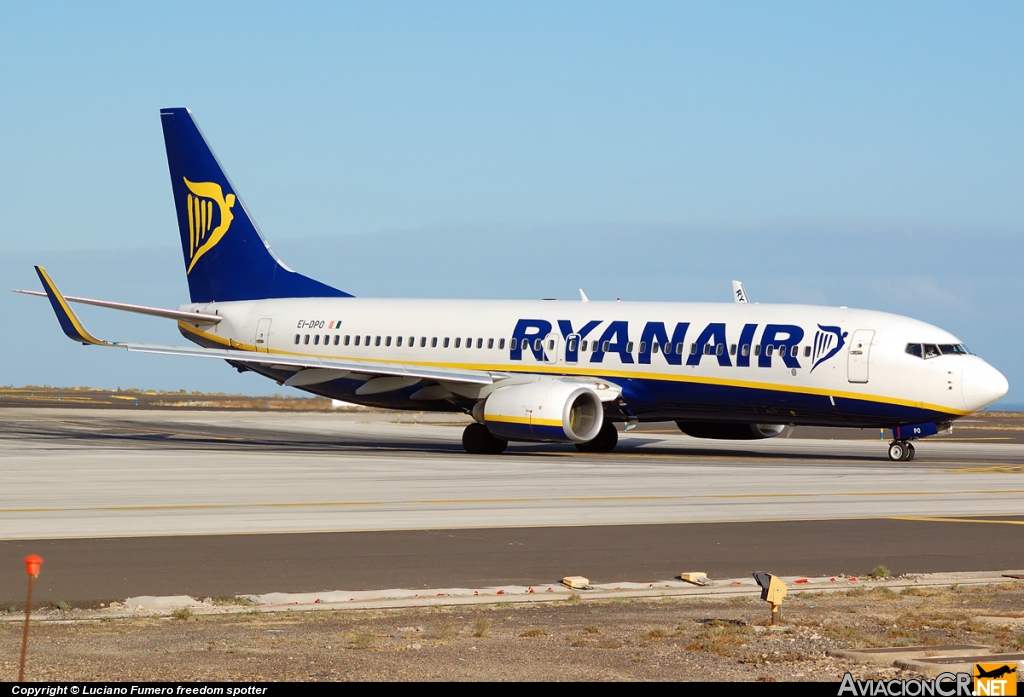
(19, 554), (43, 682)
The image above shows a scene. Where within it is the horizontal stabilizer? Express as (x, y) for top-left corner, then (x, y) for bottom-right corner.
(14, 289), (221, 324)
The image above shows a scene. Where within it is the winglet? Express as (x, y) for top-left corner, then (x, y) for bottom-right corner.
(732, 280), (749, 304)
(579, 288), (589, 303)
(34, 266), (112, 346)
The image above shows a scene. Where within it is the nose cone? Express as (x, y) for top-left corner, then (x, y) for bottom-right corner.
(962, 359), (1009, 411)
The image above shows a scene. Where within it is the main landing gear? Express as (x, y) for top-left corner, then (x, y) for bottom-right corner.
(462, 422), (508, 455)
(575, 422), (619, 453)
(888, 440), (916, 462)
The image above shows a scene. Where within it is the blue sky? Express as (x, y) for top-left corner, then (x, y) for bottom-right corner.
(1, 3), (1022, 402)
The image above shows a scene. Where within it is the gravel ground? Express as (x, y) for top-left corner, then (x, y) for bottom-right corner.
(3, 583), (1024, 681)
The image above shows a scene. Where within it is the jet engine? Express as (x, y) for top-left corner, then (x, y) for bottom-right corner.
(478, 379), (604, 443)
(676, 422), (787, 440)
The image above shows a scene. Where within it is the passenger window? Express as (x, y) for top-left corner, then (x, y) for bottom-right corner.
(791, 345), (798, 358)
(294, 334), (300, 345)
(754, 345), (761, 356)
(477, 338), (483, 349)
(690, 343), (698, 355)
(444, 338), (450, 348)
(664, 342), (672, 355)
(524, 338), (531, 350)
(334, 335), (340, 345)
(354, 335), (361, 346)
(455, 338), (461, 348)
(431, 337), (437, 348)
(304, 335), (310, 345)
(703, 344), (712, 355)
(730, 344), (736, 356)
(924, 344), (940, 359)
(344, 335), (351, 346)
(638, 341), (646, 354)
(421, 337), (427, 347)
(581, 340), (588, 352)
(534, 338), (543, 352)
(547, 340), (554, 351)
(314, 335), (320, 345)
(653, 342), (660, 354)
(626, 341), (633, 353)
(467, 337), (472, 348)
(408, 336), (414, 347)
(602, 341), (610, 352)
(716, 344), (724, 356)
(741, 344), (749, 357)
(487, 338), (494, 349)
(374, 336), (381, 347)
(803, 346), (810, 357)
(498, 338), (505, 349)
(365, 335), (370, 346)
(386, 336), (392, 346)
(676, 342), (684, 355)
(396, 336), (402, 347)
(765, 345), (773, 356)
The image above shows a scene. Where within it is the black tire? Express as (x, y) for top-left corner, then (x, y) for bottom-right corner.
(575, 421), (619, 453)
(888, 441), (906, 462)
(904, 442), (916, 461)
(462, 423), (508, 455)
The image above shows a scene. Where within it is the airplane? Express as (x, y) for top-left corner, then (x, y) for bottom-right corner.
(18, 108), (1009, 461)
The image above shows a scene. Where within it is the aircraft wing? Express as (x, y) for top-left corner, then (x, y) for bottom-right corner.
(31, 266), (495, 386)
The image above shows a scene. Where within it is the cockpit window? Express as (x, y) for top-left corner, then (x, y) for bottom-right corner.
(908, 342), (968, 359)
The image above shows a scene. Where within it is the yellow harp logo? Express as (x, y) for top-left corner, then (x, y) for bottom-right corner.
(184, 178), (236, 274)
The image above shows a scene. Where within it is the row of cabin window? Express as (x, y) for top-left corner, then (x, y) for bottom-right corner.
(571, 339), (805, 358)
(294, 334), (509, 349)
(293, 333), (809, 358)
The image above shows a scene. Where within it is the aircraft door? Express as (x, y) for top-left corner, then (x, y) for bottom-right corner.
(847, 329), (874, 383)
(544, 332), (560, 364)
(254, 318), (272, 353)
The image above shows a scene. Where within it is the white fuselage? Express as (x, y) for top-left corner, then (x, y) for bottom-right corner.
(176, 297), (1008, 427)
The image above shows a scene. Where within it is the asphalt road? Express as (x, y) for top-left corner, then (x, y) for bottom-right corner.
(1, 408), (1022, 603)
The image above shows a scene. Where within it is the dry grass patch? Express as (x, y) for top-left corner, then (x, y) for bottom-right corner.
(520, 628), (547, 638)
(684, 621), (753, 656)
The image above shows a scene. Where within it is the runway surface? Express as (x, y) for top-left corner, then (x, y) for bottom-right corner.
(1, 408), (1022, 602)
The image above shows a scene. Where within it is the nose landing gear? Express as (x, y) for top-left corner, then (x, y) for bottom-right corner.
(888, 440), (916, 462)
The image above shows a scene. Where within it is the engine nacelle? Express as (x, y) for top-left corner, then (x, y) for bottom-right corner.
(676, 422), (787, 440)
(482, 379), (604, 443)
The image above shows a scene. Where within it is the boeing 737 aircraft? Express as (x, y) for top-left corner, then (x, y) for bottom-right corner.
(21, 108), (1009, 461)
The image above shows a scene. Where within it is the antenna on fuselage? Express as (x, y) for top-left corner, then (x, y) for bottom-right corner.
(732, 280), (749, 304)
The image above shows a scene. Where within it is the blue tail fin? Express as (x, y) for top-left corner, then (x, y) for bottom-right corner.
(160, 108), (351, 303)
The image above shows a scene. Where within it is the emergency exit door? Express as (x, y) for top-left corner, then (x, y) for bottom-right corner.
(847, 329), (874, 383)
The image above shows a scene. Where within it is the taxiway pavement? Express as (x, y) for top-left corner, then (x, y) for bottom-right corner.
(1, 408), (1022, 602)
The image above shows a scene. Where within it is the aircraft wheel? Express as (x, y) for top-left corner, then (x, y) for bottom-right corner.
(904, 442), (916, 461)
(576, 422), (619, 453)
(888, 441), (907, 462)
(462, 423), (508, 455)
